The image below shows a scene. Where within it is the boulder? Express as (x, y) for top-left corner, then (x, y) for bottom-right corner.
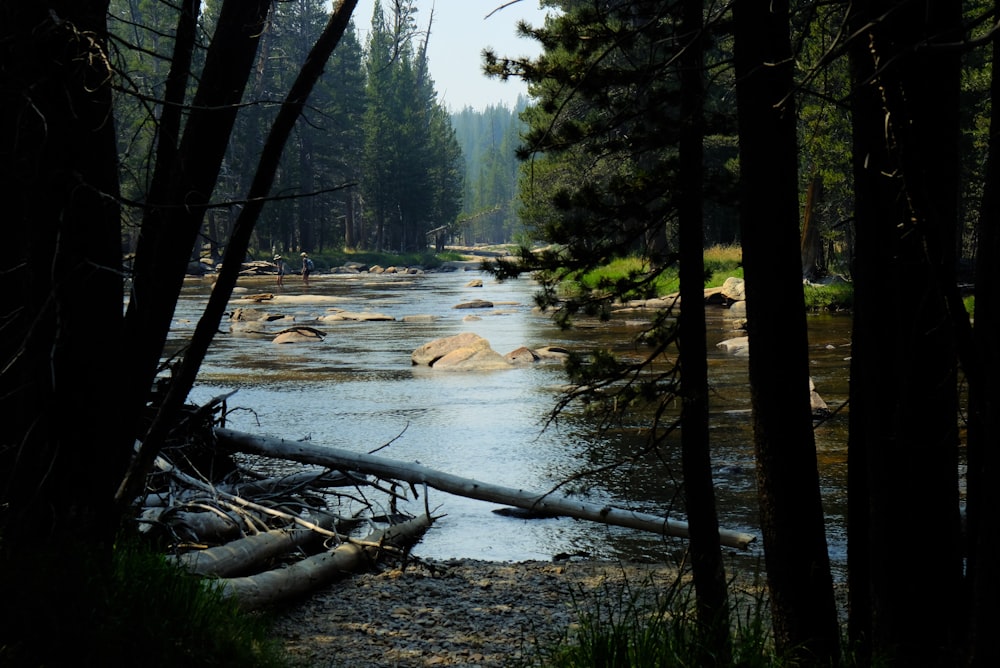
(716, 336), (749, 356)
(727, 300), (747, 318)
(465, 279), (484, 288)
(505, 346), (541, 364)
(534, 346), (571, 361)
(720, 277), (746, 301)
(810, 377), (829, 415)
(453, 299), (494, 309)
(231, 307), (270, 322)
(411, 332), (494, 366)
(431, 347), (512, 371)
(272, 327), (325, 344)
(320, 310), (395, 322)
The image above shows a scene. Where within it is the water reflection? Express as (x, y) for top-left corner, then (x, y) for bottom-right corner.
(179, 271), (851, 568)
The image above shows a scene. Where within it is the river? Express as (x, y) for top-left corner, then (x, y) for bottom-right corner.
(175, 266), (852, 572)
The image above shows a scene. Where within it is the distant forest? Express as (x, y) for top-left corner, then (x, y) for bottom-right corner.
(112, 0), (535, 259)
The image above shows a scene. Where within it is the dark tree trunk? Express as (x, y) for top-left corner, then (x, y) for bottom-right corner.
(677, 0), (729, 660)
(963, 1), (1000, 664)
(847, 1), (964, 664)
(0, 1), (126, 550)
(732, 0), (840, 661)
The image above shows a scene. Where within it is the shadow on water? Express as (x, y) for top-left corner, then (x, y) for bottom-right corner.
(178, 270), (851, 571)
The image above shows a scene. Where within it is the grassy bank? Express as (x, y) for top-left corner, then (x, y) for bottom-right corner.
(575, 245), (853, 312)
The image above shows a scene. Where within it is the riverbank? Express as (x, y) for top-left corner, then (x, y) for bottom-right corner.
(268, 557), (690, 667)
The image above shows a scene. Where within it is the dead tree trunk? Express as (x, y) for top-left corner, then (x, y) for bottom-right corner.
(215, 428), (757, 550)
(218, 515), (432, 609)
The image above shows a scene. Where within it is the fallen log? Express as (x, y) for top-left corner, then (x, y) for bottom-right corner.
(174, 510), (341, 577)
(217, 514), (432, 609)
(215, 428), (756, 550)
(176, 526), (321, 577)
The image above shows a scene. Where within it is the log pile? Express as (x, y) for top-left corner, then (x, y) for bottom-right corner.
(135, 430), (431, 610)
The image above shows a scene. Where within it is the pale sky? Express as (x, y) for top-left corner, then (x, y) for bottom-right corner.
(348, 0), (549, 111)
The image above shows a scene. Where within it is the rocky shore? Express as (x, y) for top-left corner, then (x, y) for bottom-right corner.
(269, 557), (688, 668)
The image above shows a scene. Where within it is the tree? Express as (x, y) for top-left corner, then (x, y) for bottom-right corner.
(966, 5), (1000, 664)
(677, 0), (730, 657)
(1, 0), (127, 554)
(489, 2), (733, 652)
(732, 0), (840, 660)
(847, 0), (965, 663)
(3, 2), (361, 655)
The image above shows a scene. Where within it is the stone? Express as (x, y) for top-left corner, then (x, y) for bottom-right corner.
(720, 276), (746, 301)
(504, 346), (541, 364)
(272, 328), (324, 344)
(431, 347), (512, 371)
(716, 336), (749, 356)
(453, 299), (494, 309)
(465, 279), (484, 287)
(411, 333), (494, 366)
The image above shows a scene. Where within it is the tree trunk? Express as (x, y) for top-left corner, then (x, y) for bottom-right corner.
(1, 1), (127, 550)
(215, 428), (757, 549)
(847, 1), (964, 664)
(733, 0), (839, 661)
(678, 0), (729, 658)
(219, 515), (432, 609)
(966, 5), (1000, 662)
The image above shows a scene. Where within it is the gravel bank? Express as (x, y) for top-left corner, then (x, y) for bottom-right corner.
(269, 558), (685, 668)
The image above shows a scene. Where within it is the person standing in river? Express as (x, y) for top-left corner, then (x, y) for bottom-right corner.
(274, 254), (288, 286)
(301, 251), (314, 287)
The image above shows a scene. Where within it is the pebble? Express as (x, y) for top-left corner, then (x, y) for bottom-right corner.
(269, 558), (694, 667)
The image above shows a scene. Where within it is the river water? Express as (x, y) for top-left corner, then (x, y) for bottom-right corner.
(175, 267), (852, 571)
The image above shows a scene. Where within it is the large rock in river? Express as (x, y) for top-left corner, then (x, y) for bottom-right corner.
(412, 332), (511, 370)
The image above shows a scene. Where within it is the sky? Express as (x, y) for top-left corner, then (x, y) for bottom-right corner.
(348, 0), (550, 111)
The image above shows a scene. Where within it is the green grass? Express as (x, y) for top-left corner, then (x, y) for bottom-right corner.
(803, 280), (854, 312)
(521, 570), (784, 668)
(1, 536), (288, 667)
(569, 245), (857, 312)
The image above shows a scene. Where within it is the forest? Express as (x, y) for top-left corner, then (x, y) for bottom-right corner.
(2, 0), (999, 666)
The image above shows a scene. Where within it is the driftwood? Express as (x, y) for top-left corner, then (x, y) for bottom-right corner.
(217, 514), (432, 609)
(177, 526), (322, 577)
(215, 428), (757, 550)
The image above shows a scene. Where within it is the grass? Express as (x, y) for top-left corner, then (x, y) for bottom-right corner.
(521, 569), (785, 668)
(570, 245), (856, 312)
(0, 535), (288, 667)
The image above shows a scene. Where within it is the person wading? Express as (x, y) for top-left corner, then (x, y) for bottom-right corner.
(301, 252), (314, 287)
(274, 254), (288, 286)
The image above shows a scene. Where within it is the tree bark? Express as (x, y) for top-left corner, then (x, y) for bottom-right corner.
(733, 0), (839, 661)
(1, 1), (127, 552)
(215, 428), (757, 550)
(966, 5), (1000, 663)
(847, 1), (964, 663)
(678, 0), (729, 658)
